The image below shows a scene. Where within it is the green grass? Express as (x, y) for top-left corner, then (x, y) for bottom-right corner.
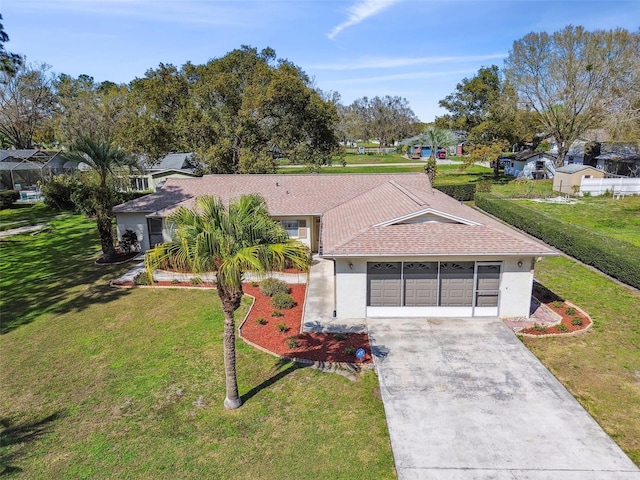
(280, 162), (493, 178)
(528, 256), (640, 465)
(0, 206), (394, 479)
(515, 196), (640, 247)
(0, 203), (60, 232)
(281, 165), (425, 174)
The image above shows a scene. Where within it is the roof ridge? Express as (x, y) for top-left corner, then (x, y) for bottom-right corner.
(388, 180), (428, 206)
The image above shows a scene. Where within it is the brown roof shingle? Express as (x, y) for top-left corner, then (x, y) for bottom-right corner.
(114, 173), (556, 257)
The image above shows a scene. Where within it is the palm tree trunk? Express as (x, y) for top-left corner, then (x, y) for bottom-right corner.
(221, 307), (241, 409)
(218, 286), (243, 409)
(97, 213), (116, 263)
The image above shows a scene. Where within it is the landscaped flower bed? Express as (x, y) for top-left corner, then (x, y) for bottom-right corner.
(240, 283), (372, 364)
(521, 282), (592, 336)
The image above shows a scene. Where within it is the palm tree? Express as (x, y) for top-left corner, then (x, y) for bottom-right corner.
(63, 137), (138, 262)
(145, 194), (310, 409)
(423, 127), (457, 182)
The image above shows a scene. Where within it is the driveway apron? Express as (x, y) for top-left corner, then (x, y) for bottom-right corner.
(367, 317), (640, 479)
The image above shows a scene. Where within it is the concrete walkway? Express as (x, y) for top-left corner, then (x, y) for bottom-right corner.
(301, 256), (366, 333)
(367, 317), (640, 479)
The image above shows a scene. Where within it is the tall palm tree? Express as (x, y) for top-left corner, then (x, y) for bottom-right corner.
(145, 195), (310, 409)
(63, 137), (138, 262)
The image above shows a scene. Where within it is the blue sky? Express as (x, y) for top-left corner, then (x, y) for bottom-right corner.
(3, 0), (639, 122)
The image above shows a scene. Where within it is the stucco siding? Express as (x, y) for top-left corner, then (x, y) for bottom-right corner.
(116, 213), (149, 251)
(499, 258), (535, 318)
(335, 258), (367, 318)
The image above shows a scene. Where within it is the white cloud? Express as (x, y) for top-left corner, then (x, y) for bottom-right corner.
(327, 0), (402, 40)
(329, 69), (477, 85)
(311, 54), (508, 70)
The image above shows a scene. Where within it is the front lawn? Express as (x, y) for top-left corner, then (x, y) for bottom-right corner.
(529, 256), (640, 466)
(0, 206), (394, 479)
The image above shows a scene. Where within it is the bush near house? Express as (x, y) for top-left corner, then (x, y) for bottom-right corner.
(259, 277), (290, 297)
(0, 190), (20, 209)
(475, 193), (640, 289)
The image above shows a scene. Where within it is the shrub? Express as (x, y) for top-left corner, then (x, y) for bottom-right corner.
(531, 324), (547, 333)
(565, 306), (577, 316)
(41, 175), (82, 210)
(271, 309), (284, 317)
(0, 190), (20, 209)
(170, 279), (180, 285)
(333, 333), (347, 341)
(276, 322), (288, 332)
(552, 301), (564, 308)
(286, 336), (299, 349)
(134, 271), (153, 285)
(434, 183), (476, 201)
(255, 317), (267, 325)
(556, 323), (569, 332)
(190, 277), (203, 285)
(271, 292), (296, 309)
(571, 317), (584, 326)
(475, 181), (492, 193)
(259, 278), (290, 297)
(474, 193), (640, 289)
(344, 346), (356, 356)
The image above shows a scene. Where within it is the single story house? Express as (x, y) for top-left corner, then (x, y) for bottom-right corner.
(126, 152), (200, 192)
(114, 173), (556, 319)
(564, 141), (640, 177)
(504, 151), (557, 179)
(552, 165), (606, 194)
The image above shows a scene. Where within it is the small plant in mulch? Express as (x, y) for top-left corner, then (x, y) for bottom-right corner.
(250, 281), (259, 287)
(571, 317), (584, 326)
(333, 333), (347, 341)
(552, 300), (564, 308)
(134, 271), (153, 285)
(286, 336), (299, 349)
(170, 278), (180, 285)
(270, 292), (296, 309)
(344, 346), (356, 356)
(259, 278), (290, 297)
(565, 306), (577, 316)
(556, 323), (569, 333)
(276, 322), (289, 333)
(271, 309), (284, 318)
(531, 324), (547, 333)
(255, 317), (267, 325)
(190, 277), (203, 285)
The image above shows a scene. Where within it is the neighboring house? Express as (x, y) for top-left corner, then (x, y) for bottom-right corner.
(504, 151), (557, 179)
(552, 165), (605, 194)
(0, 149), (77, 191)
(564, 140), (640, 177)
(114, 173), (556, 319)
(127, 152), (200, 192)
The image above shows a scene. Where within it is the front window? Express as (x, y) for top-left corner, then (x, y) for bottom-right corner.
(281, 220), (299, 237)
(130, 177), (149, 191)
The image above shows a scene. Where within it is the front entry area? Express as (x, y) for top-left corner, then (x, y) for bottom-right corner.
(367, 261), (501, 317)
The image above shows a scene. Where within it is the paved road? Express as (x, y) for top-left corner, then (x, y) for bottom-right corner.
(367, 317), (640, 479)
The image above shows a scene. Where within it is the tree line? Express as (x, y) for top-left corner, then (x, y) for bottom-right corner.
(3, 23), (638, 173)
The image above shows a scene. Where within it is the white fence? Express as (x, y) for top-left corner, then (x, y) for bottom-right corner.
(580, 177), (640, 196)
(345, 147), (398, 155)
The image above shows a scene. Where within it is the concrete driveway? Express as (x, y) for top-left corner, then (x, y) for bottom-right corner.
(367, 317), (640, 479)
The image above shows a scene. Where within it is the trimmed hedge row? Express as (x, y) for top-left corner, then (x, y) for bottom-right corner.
(475, 193), (640, 289)
(434, 183), (476, 201)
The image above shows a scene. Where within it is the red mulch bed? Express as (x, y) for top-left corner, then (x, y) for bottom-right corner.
(240, 284), (372, 364)
(522, 299), (592, 335)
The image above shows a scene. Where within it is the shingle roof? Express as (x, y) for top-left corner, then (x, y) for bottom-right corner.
(114, 173), (556, 257)
(555, 164), (600, 174)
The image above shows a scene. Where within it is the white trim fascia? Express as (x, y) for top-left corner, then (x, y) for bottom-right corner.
(373, 207), (481, 227)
